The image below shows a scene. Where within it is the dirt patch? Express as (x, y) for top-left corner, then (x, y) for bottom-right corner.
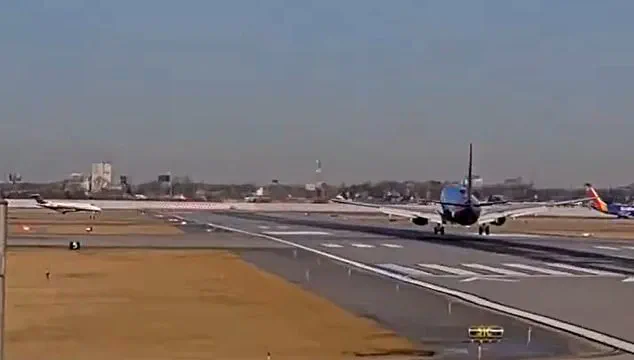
(9, 209), (182, 236)
(6, 249), (418, 360)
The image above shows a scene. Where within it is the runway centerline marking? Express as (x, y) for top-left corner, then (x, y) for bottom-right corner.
(350, 243), (375, 248)
(594, 246), (622, 251)
(380, 243), (403, 248)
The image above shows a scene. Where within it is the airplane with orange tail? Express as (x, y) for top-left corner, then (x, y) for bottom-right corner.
(584, 183), (634, 219)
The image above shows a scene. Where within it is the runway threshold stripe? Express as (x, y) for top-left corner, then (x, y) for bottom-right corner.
(461, 263), (528, 276)
(503, 263), (572, 276)
(417, 264), (479, 276)
(544, 263), (621, 276)
(378, 264), (433, 276)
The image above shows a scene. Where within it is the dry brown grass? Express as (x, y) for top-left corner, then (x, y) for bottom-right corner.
(8, 209), (182, 236)
(6, 249), (418, 360)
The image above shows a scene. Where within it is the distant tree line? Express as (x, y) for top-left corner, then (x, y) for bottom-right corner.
(1, 178), (633, 203)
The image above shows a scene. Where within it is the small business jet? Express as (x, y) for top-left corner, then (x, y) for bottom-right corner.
(30, 194), (102, 218)
(332, 144), (591, 235)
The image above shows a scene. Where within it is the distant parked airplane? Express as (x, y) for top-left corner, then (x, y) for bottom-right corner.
(30, 194), (102, 218)
(333, 143), (591, 235)
(585, 183), (634, 219)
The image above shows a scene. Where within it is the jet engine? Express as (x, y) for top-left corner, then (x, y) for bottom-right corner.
(410, 217), (429, 226)
(492, 217), (506, 226)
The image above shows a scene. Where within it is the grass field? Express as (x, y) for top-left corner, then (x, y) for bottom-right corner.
(8, 209), (182, 236)
(5, 249), (419, 360)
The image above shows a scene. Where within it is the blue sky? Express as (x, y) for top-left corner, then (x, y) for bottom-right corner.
(2, 0), (634, 187)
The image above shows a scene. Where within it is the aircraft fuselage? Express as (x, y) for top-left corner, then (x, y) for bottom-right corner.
(439, 184), (481, 226)
(607, 204), (634, 218)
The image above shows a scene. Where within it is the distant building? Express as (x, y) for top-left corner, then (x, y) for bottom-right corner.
(91, 162), (113, 192)
(67, 172), (90, 192)
(503, 177), (524, 186)
(463, 175), (483, 188)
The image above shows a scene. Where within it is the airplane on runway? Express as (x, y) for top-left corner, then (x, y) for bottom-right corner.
(30, 194), (102, 218)
(332, 144), (591, 235)
(584, 183), (634, 218)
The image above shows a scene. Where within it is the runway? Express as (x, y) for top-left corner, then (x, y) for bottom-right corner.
(7, 210), (613, 359)
(238, 246), (603, 359)
(173, 210), (634, 356)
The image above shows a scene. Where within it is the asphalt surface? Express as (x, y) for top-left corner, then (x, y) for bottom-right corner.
(174, 210), (634, 356)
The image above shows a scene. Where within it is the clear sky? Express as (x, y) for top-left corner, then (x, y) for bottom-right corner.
(2, 0), (634, 187)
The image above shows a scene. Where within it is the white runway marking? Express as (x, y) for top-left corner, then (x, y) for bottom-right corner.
(276, 225), (290, 229)
(257, 225), (270, 229)
(262, 231), (331, 235)
(379, 263), (433, 276)
(379, 263), (625, 278)
(461, 263), (529, 276)
(380, 243), (403, 248)
(544, 263), (621, 276)
(321, 243), (343, 248)
(502, 263), (572, 276)
(350, 243), (375, 248)
(417, 264), (479, 276)
(594, 245), (622, 251)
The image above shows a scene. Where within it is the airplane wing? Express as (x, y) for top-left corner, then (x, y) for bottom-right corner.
(429, 200), (508, 207)
(330, 198), (444, 225)
(478, 197), (593, 225)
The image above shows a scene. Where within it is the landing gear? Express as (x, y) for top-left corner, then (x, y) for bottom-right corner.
(478, 225), (491, 235)
(433, 224), (445, 235)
